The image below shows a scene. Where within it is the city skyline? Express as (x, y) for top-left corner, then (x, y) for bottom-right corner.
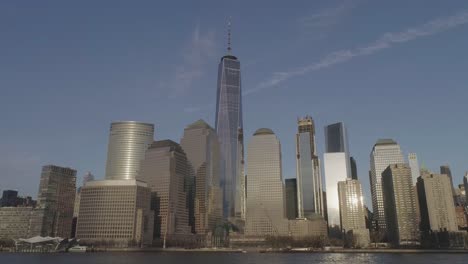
(2, 1), (468, 210)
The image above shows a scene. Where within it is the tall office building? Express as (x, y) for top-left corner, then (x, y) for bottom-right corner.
(285, 178), (298, 219)
(417, 174), (458, 232)
(37, 165), (77, 238)
(245, 128), (288, 236)
(76, 179), (153, 246)
(440, 165), (456, 199)
(350, 157), (358, 180)
(214, 23), (244, 219)
(138, 140), (191, 239)
(105, 121), (154, 180)
(338, 179), (369, 247)
(180, 120), (223, 234)
(408, 153), (420, 185)
(382, 164), (419, 246)
(369, 139), (404, 231)
(73, 171), (95, 221)
(323, 122), (350, 228)
(295, 116), (323, 219)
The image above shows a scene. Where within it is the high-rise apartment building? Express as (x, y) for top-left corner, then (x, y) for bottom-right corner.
(369, 139), (405, 232)
(245, 128), (288, 236)
(417, 174), (458, 232)
(105, 121), (154, 180)
(408, 153), (420, 185)
(180, 120), (223, 234)
(324, 122), (350, 228)
(382, 164), (419, 246)
(37, 165), (77, 238)
(285, 178), (298, 220)
(214, 28), (244, 219)
(138, 140), (191, 239)
(338, 179), (369, 247)
(295, 116), (323, 219)
(76, 179), (153, 246)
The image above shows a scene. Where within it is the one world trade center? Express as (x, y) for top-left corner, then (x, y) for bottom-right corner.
(215, 21), (245, 221)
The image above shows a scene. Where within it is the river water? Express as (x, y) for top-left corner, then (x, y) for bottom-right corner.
(0, 252), (466, 264)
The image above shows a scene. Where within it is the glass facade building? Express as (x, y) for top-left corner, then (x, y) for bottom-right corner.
(369, 139), (404, 232)
(285, 178), (298, 220)
(180, 120), (223, 234)
(295, 116), (323, 219)
(215, 53), (244, 219)
(105, 121), (154, 181)
(325, 122), (349, 154)
(323, 122), (350, 228)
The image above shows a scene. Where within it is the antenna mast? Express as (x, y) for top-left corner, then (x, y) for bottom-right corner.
(227, 17), (232, 54)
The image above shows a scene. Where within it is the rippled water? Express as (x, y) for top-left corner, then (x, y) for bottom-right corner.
(0, 252), (466, 264)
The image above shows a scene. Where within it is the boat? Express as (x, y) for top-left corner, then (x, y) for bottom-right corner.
(68, 246), (87, 253)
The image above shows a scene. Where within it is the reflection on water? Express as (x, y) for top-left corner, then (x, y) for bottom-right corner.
(0, 252), (466, 264)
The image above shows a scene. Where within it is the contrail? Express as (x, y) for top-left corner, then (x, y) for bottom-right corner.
(244, 10), (468, 96)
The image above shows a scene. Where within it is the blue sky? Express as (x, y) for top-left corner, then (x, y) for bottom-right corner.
(1, 0), (467, 207)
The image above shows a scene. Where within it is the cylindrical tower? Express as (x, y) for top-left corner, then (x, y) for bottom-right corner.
(105, 121), (154, 180)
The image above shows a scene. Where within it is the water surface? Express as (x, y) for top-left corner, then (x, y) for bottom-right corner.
(0, 252), (466, 264)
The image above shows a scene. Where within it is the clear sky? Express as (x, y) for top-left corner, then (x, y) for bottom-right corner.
(1, 0), (467, 207)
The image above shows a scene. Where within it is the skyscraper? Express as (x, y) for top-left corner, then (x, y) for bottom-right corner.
(350, 157), (358, 180)
(180, 120), (223, 235)
(369, 139), (404, 232)
(285, 178), (298, 220)
(323, 122), (350, 228)
(37, 165), (77, 238)
(138, 140), (191, 239)
(338, 179), (369, 247)
(417, 173), (458, 232)
(215, 23), (244, 219)
(296, 116), (323, 219)
(440, 165), (456, 199)
(105, 121), (154, 180)
(245, 128), (288, 236)
(382, 164), (419, 246)
(408, 153), (420, 185)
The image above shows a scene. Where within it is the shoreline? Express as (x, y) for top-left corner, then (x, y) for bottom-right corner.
(3, 247), (468, 254)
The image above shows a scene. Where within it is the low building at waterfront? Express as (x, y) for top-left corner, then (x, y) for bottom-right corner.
(75, 179), (153, 247)
(0, 207), (45, 240)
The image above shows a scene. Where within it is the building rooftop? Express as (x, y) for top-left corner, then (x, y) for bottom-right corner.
(253, 128), (274, 136)
(186, 119), (213, 130)
(375, 138), (398, 146)
(221, 55), (238, 61)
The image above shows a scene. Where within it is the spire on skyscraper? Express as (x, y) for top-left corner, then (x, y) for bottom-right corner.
(227, 17), (232, 54)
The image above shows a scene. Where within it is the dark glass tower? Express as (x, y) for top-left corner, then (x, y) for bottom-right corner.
(215, 24), (244, 219)
(296, 116), (324, 219)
